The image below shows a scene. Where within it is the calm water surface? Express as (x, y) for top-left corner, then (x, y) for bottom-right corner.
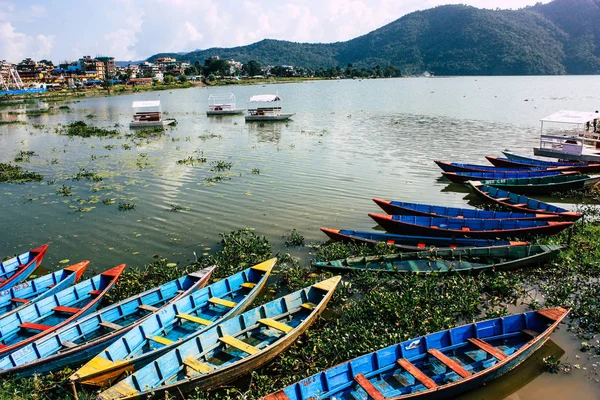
(0, 76), (598, 398)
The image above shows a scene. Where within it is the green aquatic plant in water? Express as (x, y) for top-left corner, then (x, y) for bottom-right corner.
(13, 151), (37, 163)
(210, 160), (233, 172)
(72, 168), (103, 182)
(118, 202), (135, 211)
(0, 120), (27, 125)
(61, 121), (120, 138)
(0, 163), (42, 183)
(284, 229), (305, 247)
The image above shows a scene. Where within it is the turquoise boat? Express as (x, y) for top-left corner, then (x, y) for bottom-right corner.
(98, 274), (340, 400)
(0, 261), (88, 317)
(0, 266), (215, 378)
(263, 307), (569, 400)
(0, 264), (125, 356)
(0, 244), (49, 290)
(71, 259), (276, 388)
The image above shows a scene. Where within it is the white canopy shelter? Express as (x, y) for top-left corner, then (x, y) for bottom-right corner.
(540, 110), (597, 125)
(132, 100), (161, 109)
(248, 94), (281, 102)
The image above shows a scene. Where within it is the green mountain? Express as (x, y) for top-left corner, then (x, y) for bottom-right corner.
(147, 0), (600, 75)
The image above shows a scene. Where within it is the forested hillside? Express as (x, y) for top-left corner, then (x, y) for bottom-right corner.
(148, 0), (600, 75)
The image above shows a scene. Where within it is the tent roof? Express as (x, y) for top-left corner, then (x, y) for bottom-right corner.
(248, 94), (280, 102)
(540, 110), (598, 124)
(132, 100), (160, 108)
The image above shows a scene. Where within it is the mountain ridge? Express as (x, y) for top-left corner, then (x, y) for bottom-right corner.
(146, 0), (600, 75)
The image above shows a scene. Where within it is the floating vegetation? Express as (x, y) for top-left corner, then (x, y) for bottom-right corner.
(0, 163), (43, 183)
(58, 105), (70, 110)
(24, 108), (53, 117)
(284, 229), (305, 247)
(126, 127), (165, 139)
(72, 168), (103, 182)
(542, 355), (562, 373)
(198, 133), (222, 140)
(0, 120), (27, 125)
(56, 185), (73, 196)
(176, 152), (206, 166)
(86, 114), (95, 119)
(104, 144), (116, 150)
(60, 121), (120, 138)
(204, 175), (230, 184)
(118, 202), (136, 211)
(251, 168), (260, 174)
(102, 198), (116, 205)
(170, 204), (183, 212)
(122, 143), (132, 150)
(13, 151), (37, 163)
(135, 153), (149, 169)
(210, 160), (233, 172)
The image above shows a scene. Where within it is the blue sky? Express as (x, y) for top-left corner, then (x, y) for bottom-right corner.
(0, 0), (549, 63)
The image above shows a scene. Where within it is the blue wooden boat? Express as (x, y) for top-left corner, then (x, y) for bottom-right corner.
(320, 228), (528, 251)
(0, 264), (125, 356)
(502, 150), (557, 163)
(467, 182), (583, 221)
(486, 156), (600, 173)
(442, 170), (570, 184)
(312, 244), (564, 274)
(0, 266), (215, 378)
(480, 174), (600, 195)
(71, 259), (276, 388)
(0, 261), (88, 317)
(369, 214), (573, 239)
(372, 199), (558, 220)
(434, 161), (552, 174)
(0, 244), (49, 290)
(262, 307), (569, 400)
(98, 275), (341, 400)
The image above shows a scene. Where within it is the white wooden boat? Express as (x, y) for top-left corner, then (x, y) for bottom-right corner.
(129, 100), (176, 128)
(245, 94), (294, 122)
(206, 93), (245, 116)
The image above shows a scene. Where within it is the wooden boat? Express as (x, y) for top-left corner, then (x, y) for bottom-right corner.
(245, 94), (294, 121)
(0, 261), (88, 317)
(320, 228), (528, 251)
(71, 259), (275, 388)
(369, 214), (573, 239)
(0, 244), (49, 290)
(0, 264), (125, 356)
(434, 161), (552, 174)
(98, 275), (340, 400)
(501, 150), (557, 163)
(442, 170), (572, 184)
(129, 101), (176, 128)
(467, 181), (583, 221)
(372, 199), (559, 220)
(481, 174), (600, 195)
(262, 307), (569, 400)
(485, 156), (600, 173)
(0, 266), (215, 378)
(312, 244), (563, 274)
(206, 93), (245, 115)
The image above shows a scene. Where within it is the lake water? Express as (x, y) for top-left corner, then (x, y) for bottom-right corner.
(0, 76), (598, 398)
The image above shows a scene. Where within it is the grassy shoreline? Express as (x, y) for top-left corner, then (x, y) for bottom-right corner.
(0, 217), (597, 399)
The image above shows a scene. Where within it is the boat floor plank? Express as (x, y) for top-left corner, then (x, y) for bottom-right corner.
(99, 321), (123, 331)
(177, 313), (212, 325)
(468, 338), (508, 360)
(219, 335), (259, 355)
(258, 318), (293, 333)
(396, 359), (438, 389)
(137, 304), (159, 313)
(523, 329), (540, 337)
(20, 322), (52, 331)
(354, 373), (385, 400)
(428, 349), (472, 378)
(209, 297), (237, 308)
(183, 356), (213, 374)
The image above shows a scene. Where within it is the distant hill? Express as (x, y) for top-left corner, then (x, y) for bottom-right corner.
(147, 0), (600, 75)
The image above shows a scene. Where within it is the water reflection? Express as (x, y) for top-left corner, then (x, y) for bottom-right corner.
(246, 121), (283, 143)
(458, 339), (565, 400)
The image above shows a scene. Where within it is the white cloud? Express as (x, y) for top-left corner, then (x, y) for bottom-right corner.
(0, 21), (53, 62)
(184, 21), (203, 42)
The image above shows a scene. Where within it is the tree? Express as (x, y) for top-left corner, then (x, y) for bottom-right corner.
(202, 57), (231, 76)
(243, 60), (262, 76)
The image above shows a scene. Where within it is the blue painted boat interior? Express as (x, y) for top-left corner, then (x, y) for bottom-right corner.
(391, 215), (550, 231)
(388, 201), (537, 219)
(0, 251), (33, 283)
(91, 266), (267, 372)
(279, 311), (555, 400)
(480, 185), (568, 213)
(115, 281), (332, 395)
(0, 270), (205, 371)
(496, 157), (584, 167)
(455, 170), (562, 179)
(448, 163), (546, 172)
(338, 230), (510, 248)
(0, 267), (77, 316)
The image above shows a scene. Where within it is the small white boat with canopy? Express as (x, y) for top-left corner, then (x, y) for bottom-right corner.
(207, 93), (245, 116)
(533, 110), (600, 162)
(245, 93), (294, 122)
(129, 100), (176, 128)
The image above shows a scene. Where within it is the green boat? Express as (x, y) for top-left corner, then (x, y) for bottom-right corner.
(311, 245), (564, 274)
(479, 174), (600, 195)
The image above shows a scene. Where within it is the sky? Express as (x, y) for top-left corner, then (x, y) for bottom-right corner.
(0, 0), (550, 64)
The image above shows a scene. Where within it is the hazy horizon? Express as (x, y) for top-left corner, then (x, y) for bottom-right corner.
(1, 0), (551, 64)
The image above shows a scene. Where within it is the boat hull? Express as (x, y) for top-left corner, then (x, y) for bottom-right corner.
(129, 120), (175, 128)
(0, 244), (49, 290)
(467, 182), (583, 221)
(245, 113), (295, 121)
(434, 161), (547, 173)
(369, 214), (573, 239)
(206, 109), (245, 115)
(484, 176), (600, 195)
(442, 170), (571, 184)
(486, 156), (600, 173)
